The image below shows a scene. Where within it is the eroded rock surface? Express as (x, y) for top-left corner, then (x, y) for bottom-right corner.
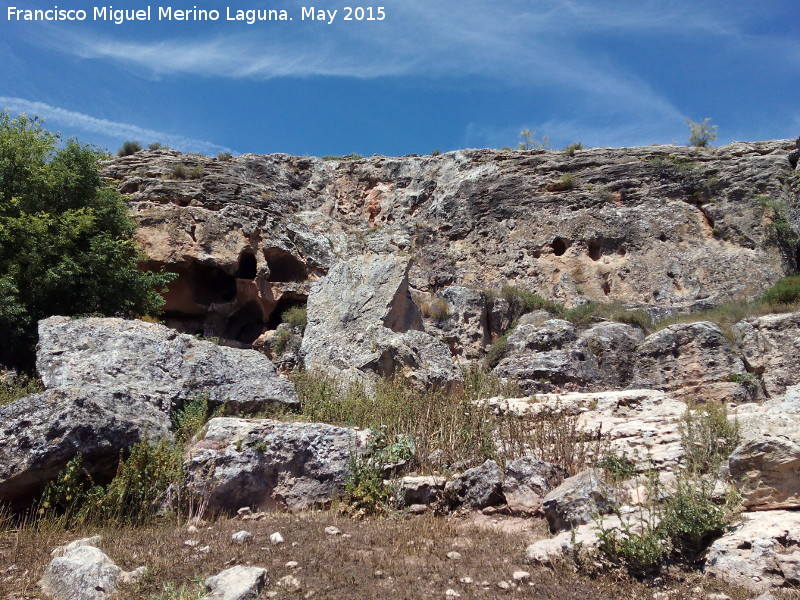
(503, 458), (568, 515)
(185, 418), (365, 512)
(541, 468), (618, 532)
(735, 312), (800, 397)
(202, 566), (267, 600)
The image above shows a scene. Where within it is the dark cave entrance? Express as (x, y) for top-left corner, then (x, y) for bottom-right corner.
(264, 248), (308, 282)
(551, 237), (568, 257)
(191, 264), (237, 304)
(224, 301), (266, 345)
(235, 251), (257, 280)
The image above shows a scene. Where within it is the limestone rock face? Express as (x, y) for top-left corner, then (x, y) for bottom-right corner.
(37, 316), (298, 414)
(444, 460), (505, 509)
(735, 312), (800, 397)
(580, 322), (644, 388)
(541, 468), (618, 532)
(631, 322), (751, 402)
(202, 566), (267, 600)
(432, 286), (490, 359)
(494, 320), (602, 393)
(706, 510), (800, 591)
(0, 388), (169, 507)
(301, 254), (462, 390)
(503, 457), (568, 515)
(185, 417), (364, 512)
(729, 435), (800, 510)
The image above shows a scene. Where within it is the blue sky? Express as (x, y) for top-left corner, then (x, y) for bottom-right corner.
(1, 0), (799, 156)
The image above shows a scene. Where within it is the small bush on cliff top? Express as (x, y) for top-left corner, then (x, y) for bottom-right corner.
(0, 112), (174, 368)
(761, 276), (800, 305)
(117, 140), (142, 156)
(686, 118), (717, 148)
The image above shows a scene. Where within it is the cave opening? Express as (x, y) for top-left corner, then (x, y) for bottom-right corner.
(224, 302), (266, 345)
(191, 264), (237, 305)
(587, 240), (602, 261)
(551, 237), (568, 257)
(267, 294), (308, 330)
(236, 252), (257, 280)
(264, 248), (307, 282)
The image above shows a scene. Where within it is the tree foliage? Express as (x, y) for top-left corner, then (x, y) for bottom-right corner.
(0, 112), (173, 367)
(686, 118), (717, 148)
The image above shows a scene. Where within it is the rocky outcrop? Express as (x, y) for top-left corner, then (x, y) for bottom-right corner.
(0, 388), (169, 507)
(427, 286), (490, 359)
(706, 510), (800, 591)
(38, 316), (298, 414)
(301, 254), (462, 390)
(395, 475), (447, 507)
(729, 436), (800, 511)
(581, 322), (644, 388)
(542, 469), (618, 532)
(40, 537), (145, 600)
(184, 417), (365, 512)
(631, 322), (752, 402)
(735, 312), (800, 397)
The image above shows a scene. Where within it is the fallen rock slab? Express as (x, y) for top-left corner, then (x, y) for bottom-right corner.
(705, 510), (800, 591)
(185, 417), (365, 512)
(542, 468), (618, 532)
(444, 460), (504, 509)
(503, 457), (567, 515)
(37, 315), (298, 414)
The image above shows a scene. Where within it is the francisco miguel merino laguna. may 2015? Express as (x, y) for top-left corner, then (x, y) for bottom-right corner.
(6, 5), (387, 24)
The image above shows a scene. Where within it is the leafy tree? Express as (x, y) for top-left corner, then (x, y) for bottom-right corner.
(686, 118), (717, 147)
(0, 112), (173, 367)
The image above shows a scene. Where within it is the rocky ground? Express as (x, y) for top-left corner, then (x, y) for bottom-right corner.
(1, 140), (800, 599)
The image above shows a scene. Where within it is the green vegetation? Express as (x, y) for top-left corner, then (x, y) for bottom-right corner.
(217, 151), (233, 161)
(171, 163), (204, 180)
(419, 297), (451, 322)
(758, 195), (798, 248)
(761, 276), (800, 304)
(148, 142), (165, 151)
(321, 153), (364, 161)
(118, 140), (142, 156)
(281, 305), (308, 331)
(547, 173), (577, 191)
(0, 112), (174, 367)
(0, 373), (43, 406)
(518, 129), (551, 151)
(686, 118), (717, 148)
(596, 402), (740, 577)
(485, 332), (511, 369)
(564, 142), (583, 156)
(431, 149), (442, 156)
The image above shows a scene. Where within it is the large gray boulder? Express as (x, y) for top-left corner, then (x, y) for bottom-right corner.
(541, 468), (618, 532)
(735, 312), (800, 397)
(494, 319), (602, 394)
(301, 254), (462, 390)
(0, 388), (169, 507)
(444, 459), (505, 509)
(503, 457), (568, 515)
(706, 510), (800, 591)
(37, 316), (299, 413)
(39, 537), (144, 600)
(581, 322), (645, 388)
(202, 566), (267, 600)
(185, 417), (364, 512)
(632, 322), (752, 402)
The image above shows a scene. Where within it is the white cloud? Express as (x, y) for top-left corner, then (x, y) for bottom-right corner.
(0, 97), (234, 154)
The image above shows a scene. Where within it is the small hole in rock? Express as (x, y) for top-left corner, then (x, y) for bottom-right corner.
(551, 237), (568, 257)
(587, 240), (601, 261)
(236, 252), (257, 280)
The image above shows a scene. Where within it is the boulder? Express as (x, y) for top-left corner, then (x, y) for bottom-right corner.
(485, 389), (688, 470)
(525, 513), (626, 564)
(580, 322), (644, 388)
(494, 319), (602, 393)
(705, 510), (800, 591)
(185, 418), (364, 512)
(202, 565), (267, 600)
(631, 322), (752, 402)
(37, 316), (298, 414)
(541, 468), (618, 532)
(39, 537), (144, 600)
(301, 254), (462, 390)
(502, 457), (568, 515)
(0, 388), (169, 507)
(444, 460), (504, 509)
(735, 312), (800, 397)
(396, 475), (447, 507)
(729, 435), (800, 510)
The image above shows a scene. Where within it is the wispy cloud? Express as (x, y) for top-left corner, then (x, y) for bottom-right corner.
(0, 97), (234, 154)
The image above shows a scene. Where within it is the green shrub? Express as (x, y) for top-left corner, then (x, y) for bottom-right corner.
(0, 372), (43, 406)
(500, 284), (564, 321)
(686, 118), (717, 148)
(564, 142), (583, 156)
(321, 153), (363, 161)
(518, 129), (551, 151)
(547, 174), (577, 191)
(679, 401), (739, 475)
(597, 451), (637, 481)
(272, 329), (292, 354)
(117, 140), (142, 156)
(171, 163), (204, 180)
(173, 393), (215, 444)
(217, 152), (233, 161)
(761, 276), (800, 305)
(431, 149), (442, 156)
(485, 332), (511, 369)
(0, 112), (174, 368)
(563, 302), (652, 332)
(281, 305), (307, 330)
(148, 142), (164, 150)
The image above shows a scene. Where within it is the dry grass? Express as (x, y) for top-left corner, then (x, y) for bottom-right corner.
(0, 510), (763, 600)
